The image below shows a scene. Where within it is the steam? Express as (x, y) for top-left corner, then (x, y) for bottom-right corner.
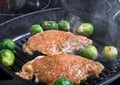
(66, 13), (83, 34)
(62, 0), (120, 58)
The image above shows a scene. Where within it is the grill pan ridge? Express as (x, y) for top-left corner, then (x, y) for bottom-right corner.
(12, 33), (120, 85)
(0, 8), (120, 85)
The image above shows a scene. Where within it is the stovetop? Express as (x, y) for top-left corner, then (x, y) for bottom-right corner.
(0, 0), (53, 24)
(0, 0), (120, 85)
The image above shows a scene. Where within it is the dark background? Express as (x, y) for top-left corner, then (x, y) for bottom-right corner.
(0, 0), (120, 85)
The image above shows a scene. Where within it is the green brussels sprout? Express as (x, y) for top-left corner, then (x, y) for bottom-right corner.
(0, 38), (15, 51)
(78, 23), (94, 36)
(80, 45), (98, 60)
(55, 78), (73, 85)
(102, 46), (118, 60)
(58, 20), (70, 31)
(0, 49), (15, 67)
(30, 24), (43, 35)
(42, 21), (58, 30)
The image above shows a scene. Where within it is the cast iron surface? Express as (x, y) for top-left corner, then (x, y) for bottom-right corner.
(0, 7), (120, 85)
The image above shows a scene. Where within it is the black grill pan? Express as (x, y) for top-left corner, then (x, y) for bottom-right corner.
(0, 7), (120, 85)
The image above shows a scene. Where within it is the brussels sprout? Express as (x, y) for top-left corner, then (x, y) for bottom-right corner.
(0, 38), (15, 51)
(0, 49), (15, 67)
(42, 21), (58, 30)
(30, 24), (43, 35)
(102, 46), (118, 60)
(78, 23), (94, 36)
(80, 45), (98, 60)
(55, 78), (73, 85)
(58, 20), (70, 31)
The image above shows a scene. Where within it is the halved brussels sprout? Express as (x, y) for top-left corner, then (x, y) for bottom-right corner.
(0, 49), (15, 67)
(42, 21), (58, 30)
(80, 45), (98, 60)
(0, 38), (16, 51)
(55, 78), (73, 85)
(58, 20), (70, 31)
(102, 46), (118, 60)
(78, 23), (94, 36)
(30, 24), (43, 35)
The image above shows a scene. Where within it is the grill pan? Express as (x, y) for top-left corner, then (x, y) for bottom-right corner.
(0, 7), (120, 85)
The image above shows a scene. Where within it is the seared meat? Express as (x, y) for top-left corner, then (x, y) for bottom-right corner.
(16, 53), (104, 85)
(23, 30), (92, 56)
